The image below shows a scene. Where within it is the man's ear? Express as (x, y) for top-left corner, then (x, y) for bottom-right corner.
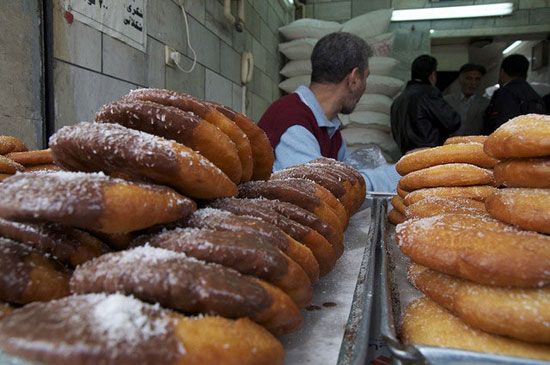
(347, 67), (361, 87)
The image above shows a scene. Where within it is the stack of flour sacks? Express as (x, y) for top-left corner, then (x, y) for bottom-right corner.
(278, 9), (403, 162)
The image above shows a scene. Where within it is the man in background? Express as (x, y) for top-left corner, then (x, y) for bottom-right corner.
(484, 54), (544, 134)
(444, 63), (489, 136)
(390, 55), (461, 155)
(258, 32), (400, 193)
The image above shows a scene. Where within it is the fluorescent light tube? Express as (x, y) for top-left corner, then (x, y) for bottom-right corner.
(502, 40), (522, 54)
(391, 3), (514, 21)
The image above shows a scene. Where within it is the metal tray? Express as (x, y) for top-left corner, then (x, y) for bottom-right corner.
(281, 199), (380, 365)
(376, 198), (550, 365)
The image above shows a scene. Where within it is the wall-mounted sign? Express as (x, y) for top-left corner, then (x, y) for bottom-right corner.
(65, 0), (147, 52)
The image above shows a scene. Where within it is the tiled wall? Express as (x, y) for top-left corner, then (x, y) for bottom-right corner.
(0, 0), (44, 150)
(53, 0), (293, 133)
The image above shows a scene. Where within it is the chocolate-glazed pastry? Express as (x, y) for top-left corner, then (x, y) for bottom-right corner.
(49, 122), (237, 199)
(126, 88), (254, 182)
(202, 99), (274, 181)
(95, 100), (242, 183)
(185, 208), (319, 284)
(209, 198), (337, 274)
(0, 293), (286, 365)
(311, 157), (366, 213)
(271, 177), (349, 229)
(246, 198), (343, 255)
(0, 217), (111, 267)
(132, 227), (311, 307)
(132, 228), (287, 282)
(0, 237), (70, 304)
(71, 246), (303, 335)
(0, 171), (196, 234)
(271, 160), (367, 216)
(238, 179), (344, 246)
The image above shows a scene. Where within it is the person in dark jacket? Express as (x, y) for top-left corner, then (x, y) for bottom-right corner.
(390, 55), (461, 155)
(483, 54), (545, 134)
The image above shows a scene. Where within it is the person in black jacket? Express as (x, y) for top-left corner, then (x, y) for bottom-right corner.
(483, 54), (545, 134)
(390, 55), (461, 155)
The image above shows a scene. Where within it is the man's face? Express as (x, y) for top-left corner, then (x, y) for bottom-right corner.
(341, 66), (369, 115)
(460, 70), (483, 97)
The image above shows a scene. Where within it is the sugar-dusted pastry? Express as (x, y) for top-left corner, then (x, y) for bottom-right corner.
(132, 227), (311, 307)
(209, 198), (337, 274)
(71, 246), (303, 336)
(401, 297), (550, 361)
(396, 214), (550, 287)
(0, 237), (70, 304)
(0, 171), (196, 234)
(127, 88), (254, 182)
(0, 293), (285, 364)
(95, 100), (242, 183)
(49, 122), (237, 199)
(202, 100), (274, 181)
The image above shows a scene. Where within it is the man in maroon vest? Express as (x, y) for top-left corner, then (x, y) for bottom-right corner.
(258, 32), (400, 192)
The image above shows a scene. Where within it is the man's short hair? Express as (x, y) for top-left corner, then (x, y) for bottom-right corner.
(311, 32), (371, 84)
(411, 55), (437, 82)
(459, 63), (486, 75)
(501, 54), (529, 78)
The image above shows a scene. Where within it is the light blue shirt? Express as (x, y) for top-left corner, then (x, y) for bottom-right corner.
(274, 85), (400, 192)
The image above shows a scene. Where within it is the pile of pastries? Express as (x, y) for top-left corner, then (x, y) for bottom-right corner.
(390, 114), (550, 361)
(0, 89), (366, 364)
(0, 137), (59, 181)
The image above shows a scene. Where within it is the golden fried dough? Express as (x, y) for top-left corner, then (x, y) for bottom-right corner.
(403, 185), (496, 206)
(391, 195), (406, 215)
(388, 209), (406, 225)
(0, 155), (24, 174)
(399, 163), (495, 191)
(494, 158), (550, 188)
(396, 143), (498, 176)
(0, 136), (27, 154)
(486, 188), (550, 234)
(5, 149), (53, 166)
(444, 135), (487, 145)
(405, 196), (486, 219)
(401, 297), (550, 361)
(484, 114), (550, 159)
(396, 213), (550, 287)
(408, 263), (550, 344)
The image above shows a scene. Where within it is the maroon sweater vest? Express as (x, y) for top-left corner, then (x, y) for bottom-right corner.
(258, 93), (342, 159)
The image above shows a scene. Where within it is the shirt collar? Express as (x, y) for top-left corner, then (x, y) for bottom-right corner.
(294, 85), (341, 131)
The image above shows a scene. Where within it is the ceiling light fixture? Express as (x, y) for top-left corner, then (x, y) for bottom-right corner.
(391, 2), (514, 22)
(502, 40), (523, 54)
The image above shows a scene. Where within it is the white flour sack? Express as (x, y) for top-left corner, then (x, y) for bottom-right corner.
(365, 75), (404, 97)
(279, 38), (318, 60)
(342, 9), (393, 39)
(279, 19), (342, 41)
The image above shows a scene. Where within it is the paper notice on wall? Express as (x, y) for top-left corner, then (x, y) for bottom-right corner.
(65, 0), (147, 52)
